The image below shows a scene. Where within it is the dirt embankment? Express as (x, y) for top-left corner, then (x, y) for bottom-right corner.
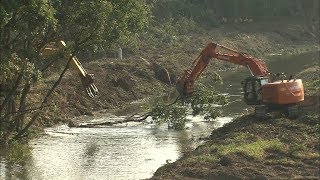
(30, 21), (319, 127)
(152, 112), (319, 179)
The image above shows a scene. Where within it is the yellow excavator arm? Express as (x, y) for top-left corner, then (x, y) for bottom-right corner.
(41, 41), (98, 98)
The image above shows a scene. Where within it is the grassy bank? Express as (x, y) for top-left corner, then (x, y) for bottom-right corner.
(152, 111), (319, 179)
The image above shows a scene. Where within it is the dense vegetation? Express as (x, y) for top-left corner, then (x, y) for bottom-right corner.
(0, 0), (319, 144)
(0, 0), (149, 144)
(147, 0), (319, 38)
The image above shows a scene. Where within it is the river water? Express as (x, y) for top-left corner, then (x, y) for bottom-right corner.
(0, 51), (318, 180)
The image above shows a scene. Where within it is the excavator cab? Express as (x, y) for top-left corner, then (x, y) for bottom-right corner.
(243, 76), (269, 105)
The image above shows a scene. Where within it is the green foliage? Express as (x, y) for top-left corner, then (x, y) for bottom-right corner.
(188, 84), (227, 120)
(150, 100), (188, 130)
(1, 0), (58, 58)
(2, 141), (31, 164)
(0, 54), (41, 85)
(310, 79), (320, 91)
(148, 0), (318, 29)
(144, 0), (318, 49)
(144, 17), (197, 45)
(149, 85), (228, 130)
(141, 0), (218, 47)
(108, 0), (150, 44)
(149, 0), (219, 27)
(0, 0), (150, 58)
(0, 0), (150, 143)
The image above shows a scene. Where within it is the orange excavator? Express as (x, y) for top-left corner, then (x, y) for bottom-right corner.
(177, 42), (304, 117)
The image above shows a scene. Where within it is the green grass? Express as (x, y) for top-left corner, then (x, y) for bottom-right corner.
(288, 143), (319, 159)
(186, 138), (286, 166)
(218, 139), (285, 160)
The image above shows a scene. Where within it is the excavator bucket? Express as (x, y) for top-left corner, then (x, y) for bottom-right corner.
(79, 73), (98, 98)
(70, 56), (98, 98)
(58, 41), (99, 98)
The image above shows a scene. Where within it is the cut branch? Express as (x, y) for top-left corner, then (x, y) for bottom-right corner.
(70, 95), (181, 128)
(72, 113), (150, 128)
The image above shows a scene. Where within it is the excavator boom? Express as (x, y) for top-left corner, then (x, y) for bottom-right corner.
(177, 42), (270, 96)
(41, 41), (98, 98)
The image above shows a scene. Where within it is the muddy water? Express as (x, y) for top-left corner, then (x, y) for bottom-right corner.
(0, 51), (318, 180)
(1, 116), (233, 180)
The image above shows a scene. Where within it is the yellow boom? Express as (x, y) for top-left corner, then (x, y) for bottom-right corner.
(41, 41), (98, 98)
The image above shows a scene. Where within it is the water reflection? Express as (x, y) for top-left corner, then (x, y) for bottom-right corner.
(0, 116), (232, 180)
(0, 151), (29, 179)
(32, 124), (177, 179)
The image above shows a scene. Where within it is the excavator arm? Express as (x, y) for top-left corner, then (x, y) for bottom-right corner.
(41, 41), (98, 98)
(177, 41), (304, 117)
(177, 42), (270, 96)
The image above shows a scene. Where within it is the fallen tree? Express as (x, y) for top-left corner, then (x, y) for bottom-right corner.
(69, 113), (150, 128)
(69, 82), (228, 130)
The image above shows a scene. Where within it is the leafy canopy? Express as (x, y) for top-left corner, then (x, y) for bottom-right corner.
(150, 83), (228, 130)
(0, 0), (150, 143)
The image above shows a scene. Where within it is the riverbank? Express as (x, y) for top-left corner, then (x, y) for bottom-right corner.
(151, 64), (320, 179)
(1, 19), (315, 145)
(152, 111), (319, 179)
(34, 20), (319, 127)
(1, 19), (319, 179)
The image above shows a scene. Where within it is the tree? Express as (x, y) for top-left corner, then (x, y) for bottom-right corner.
(0, 0), (149, 144)
(150, 78), (228, 130)
(295, 0), (319, 38)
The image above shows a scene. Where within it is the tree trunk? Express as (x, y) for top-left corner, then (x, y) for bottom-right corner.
(0, 73), (23, 114)
(14, 57), (73, 140)
(15, 83), (31, 131)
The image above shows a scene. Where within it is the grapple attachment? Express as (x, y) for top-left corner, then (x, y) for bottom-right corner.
(176, 69), (194, 97)
(79, 73), (98, 98)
